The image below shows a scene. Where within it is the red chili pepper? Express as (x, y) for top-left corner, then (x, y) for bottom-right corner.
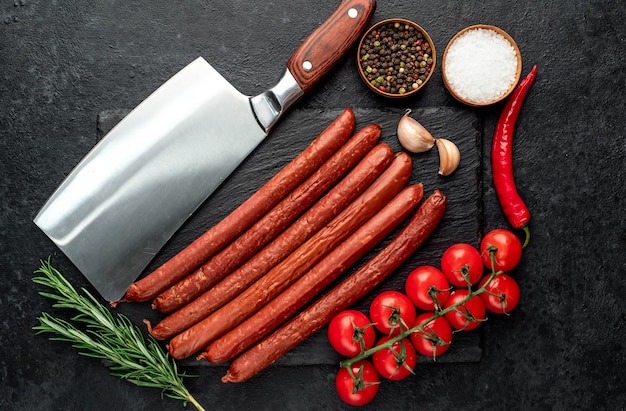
(492, 65), (537, 248)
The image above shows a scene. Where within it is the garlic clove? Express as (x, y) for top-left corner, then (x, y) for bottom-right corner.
(397, 110), (435, 153)
(435, 138), (461, 176)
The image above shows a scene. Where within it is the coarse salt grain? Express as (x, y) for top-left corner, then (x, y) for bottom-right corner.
(444, 28), (518, 104)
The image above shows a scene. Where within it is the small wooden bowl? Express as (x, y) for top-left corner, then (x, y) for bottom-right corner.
(441, 24), (522, 106)
(357, 18), (436, 99)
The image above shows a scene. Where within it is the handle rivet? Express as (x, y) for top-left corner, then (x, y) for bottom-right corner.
(348, 8), (358, 18)
(303, 61), (313, 72)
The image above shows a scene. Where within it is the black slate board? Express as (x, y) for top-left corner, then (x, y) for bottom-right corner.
(98, 106), (483, 365)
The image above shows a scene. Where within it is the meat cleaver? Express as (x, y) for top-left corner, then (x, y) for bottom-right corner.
(34, 0), (376, 301)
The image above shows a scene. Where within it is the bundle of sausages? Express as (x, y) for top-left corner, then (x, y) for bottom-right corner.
(122, 108), (447, 382)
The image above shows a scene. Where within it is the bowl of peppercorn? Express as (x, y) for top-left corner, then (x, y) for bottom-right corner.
(357, 18), (436, 98)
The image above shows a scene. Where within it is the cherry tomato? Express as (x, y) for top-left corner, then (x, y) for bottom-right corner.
(479, 274), (521, 314)
(405, 265), (450, 311)
(327, 310), (376, 357)
(441, 243), (484, 287)
(410, 312), (453, 358)
(369, 291), (417, 336)
(443, 289), (486, 331)
(335, 360), (380, 406)
(480, 229), (523, 273)
(371, 336), (417, 380)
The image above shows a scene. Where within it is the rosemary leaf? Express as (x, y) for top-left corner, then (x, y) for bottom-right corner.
(32, 258), (206, 411)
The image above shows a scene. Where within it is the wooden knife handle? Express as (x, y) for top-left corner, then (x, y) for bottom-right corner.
(287, 0), (376, 94)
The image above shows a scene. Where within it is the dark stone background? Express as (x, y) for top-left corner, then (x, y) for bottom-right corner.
(1, 0), (624, 410)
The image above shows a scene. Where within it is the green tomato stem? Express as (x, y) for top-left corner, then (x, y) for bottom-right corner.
(339, 254), (503, 373)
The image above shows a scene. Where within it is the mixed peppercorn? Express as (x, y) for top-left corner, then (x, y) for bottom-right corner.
(359, 21), (434, 96)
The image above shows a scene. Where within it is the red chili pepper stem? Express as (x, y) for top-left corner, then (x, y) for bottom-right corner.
(492, 65), (537, 249)
(520, 224), (530, 249)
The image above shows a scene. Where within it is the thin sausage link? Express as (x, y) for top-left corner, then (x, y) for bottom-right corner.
(123, 108), (356, 302)
(147, 143), (394, 340)
(152, 123), (382, 313)
(167, 153), (413, 359)
(200, 184), (424, 363)
(222, 190), (447, 383)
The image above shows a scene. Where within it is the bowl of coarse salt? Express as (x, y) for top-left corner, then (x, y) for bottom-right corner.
(442, 24), (522, 106)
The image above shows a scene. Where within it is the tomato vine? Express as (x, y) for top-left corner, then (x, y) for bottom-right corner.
(331, 229), (523, 406)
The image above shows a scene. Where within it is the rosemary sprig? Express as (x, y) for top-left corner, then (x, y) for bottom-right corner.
(32, 258), (205, 411)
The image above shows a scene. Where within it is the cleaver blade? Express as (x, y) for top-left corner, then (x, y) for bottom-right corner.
(34, 0), (376, 301)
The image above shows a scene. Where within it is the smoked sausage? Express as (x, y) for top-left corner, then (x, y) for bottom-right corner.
(200, 184), (424, 363)
(221, 190), (447, 383)
(167, 152), (413, 359)
(152, 123), (382, 313)
(122, 108), (356, 302)
(147, 143), (394, 340)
